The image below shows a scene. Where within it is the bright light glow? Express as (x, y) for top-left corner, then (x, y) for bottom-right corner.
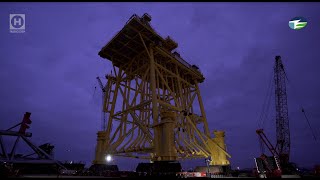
(105, 155), (112, 162)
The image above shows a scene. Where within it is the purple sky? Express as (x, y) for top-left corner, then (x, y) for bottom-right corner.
(1, 2), (320, 170)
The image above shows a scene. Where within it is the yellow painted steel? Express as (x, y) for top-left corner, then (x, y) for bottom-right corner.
(93, 131), (109, 164)
(94, 13), (231, 166)
(153, 111), (178, 161)
(209, 131), (230, 165)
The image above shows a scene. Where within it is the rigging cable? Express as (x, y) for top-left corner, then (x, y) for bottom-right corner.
(282, 65), (318, 141)
(259, 136), (266, 154)
(91, 80), (98, 104)
(257, 66), (274, 154)
(258, 67), (274, 128)
(261, 78), (274, 128)
(301, 108), (317, 141)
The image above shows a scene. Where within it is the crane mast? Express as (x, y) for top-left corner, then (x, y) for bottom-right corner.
(274, 56), (290, 164)
(96, 76), (107, 130)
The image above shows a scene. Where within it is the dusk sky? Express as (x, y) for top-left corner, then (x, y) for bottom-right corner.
(1, 2), (320, 170)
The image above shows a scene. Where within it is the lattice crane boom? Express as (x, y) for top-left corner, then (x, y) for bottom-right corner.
(96, 76), (107, 130)
(274, 56), (290, 163)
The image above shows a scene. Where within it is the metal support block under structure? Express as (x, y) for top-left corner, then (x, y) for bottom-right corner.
(136, 161), (182, 177)
(194, 165), (231, 175)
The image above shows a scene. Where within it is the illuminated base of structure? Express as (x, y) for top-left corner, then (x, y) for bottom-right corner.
(93, 129), (230, 166)
(208, 131), (230, 166)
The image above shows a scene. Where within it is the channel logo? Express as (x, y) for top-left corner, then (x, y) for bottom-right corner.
(9, 14), (25, 33)
(288, 17), (307, 30)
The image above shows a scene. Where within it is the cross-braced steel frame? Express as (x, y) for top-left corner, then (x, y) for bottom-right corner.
(94, 14), (230, 166)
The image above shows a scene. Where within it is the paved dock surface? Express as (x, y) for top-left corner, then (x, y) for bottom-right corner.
(18, 175), (117, 178)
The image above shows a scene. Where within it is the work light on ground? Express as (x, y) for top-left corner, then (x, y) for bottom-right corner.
(105, 154), (112, 162)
